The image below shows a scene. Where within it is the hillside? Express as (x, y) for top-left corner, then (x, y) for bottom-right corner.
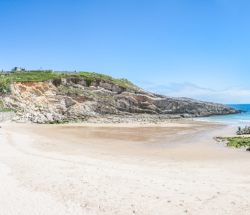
(0, 70), (239, 123)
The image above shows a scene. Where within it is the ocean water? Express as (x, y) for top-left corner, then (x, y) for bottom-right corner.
(197, 104), (250, 125)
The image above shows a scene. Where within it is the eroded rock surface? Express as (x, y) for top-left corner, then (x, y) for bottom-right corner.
(0, 78), (239, 123)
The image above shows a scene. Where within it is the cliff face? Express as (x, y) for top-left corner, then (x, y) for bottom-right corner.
(1, 77), (239, 123)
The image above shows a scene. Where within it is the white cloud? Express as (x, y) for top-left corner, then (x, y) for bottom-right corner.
(139, 82), (250, 104)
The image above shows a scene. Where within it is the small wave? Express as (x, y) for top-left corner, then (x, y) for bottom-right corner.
(239, 120), (250, 123)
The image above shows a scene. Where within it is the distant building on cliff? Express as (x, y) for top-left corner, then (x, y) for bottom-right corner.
(11, 67), (26, 72)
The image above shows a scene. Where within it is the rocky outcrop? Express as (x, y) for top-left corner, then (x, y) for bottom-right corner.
(0, 77), (239, 123)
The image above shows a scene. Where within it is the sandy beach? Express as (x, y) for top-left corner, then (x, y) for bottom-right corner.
(0, 120), (250, 215)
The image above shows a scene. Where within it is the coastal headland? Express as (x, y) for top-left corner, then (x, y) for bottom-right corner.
(0, 70), (239, 123)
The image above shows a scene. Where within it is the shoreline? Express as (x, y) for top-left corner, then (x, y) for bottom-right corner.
(0, 110), (241, 125)
(1, 114), (226, 127)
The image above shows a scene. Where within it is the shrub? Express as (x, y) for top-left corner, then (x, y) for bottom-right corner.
(236, 126), (250, 135)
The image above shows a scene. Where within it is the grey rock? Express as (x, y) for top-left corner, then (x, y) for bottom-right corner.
(0, 77), (240, 123)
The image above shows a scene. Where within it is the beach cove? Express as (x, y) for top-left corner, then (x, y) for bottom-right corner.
(0, 120), (250, 215)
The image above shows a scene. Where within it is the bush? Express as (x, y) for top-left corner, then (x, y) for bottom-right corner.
(226, 137), (250, 150)
(237, 126), (250, 135)
(0, 78), (10, 93)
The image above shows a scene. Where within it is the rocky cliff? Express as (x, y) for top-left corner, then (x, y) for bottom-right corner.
(0, 75), (239, 123)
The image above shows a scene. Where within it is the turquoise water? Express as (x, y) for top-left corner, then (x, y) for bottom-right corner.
(198, 104), (250, 124)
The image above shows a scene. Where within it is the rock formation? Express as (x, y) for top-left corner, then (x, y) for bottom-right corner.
(0, 76), (239, 123)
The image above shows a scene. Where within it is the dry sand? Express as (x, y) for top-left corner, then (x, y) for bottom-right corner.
(0, 120), (250, 215)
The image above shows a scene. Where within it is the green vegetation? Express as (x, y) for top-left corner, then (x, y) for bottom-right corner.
(216, 125), (250, 151)
(224, 137), (250, 151)
(0, 70), (136, 93)
(0, 100), (13, 112)
(216, 126), (250, 151)
(0, 78), (10, 93)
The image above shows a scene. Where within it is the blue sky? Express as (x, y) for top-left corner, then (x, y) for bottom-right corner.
(0, 0), (250, 103)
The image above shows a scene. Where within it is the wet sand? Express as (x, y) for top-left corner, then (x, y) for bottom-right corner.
(0, 120), (250, 214)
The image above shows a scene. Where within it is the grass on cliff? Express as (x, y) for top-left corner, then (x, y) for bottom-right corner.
(0, 70), (136, 93)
